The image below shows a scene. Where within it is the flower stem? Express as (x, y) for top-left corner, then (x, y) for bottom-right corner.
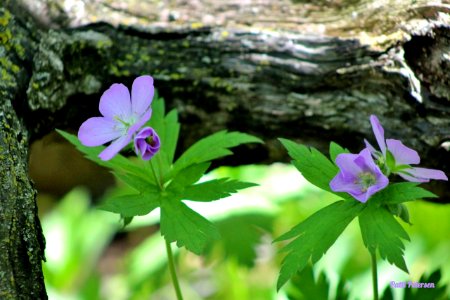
(165, 239), (184, 300)
(371, 251), (378, 300)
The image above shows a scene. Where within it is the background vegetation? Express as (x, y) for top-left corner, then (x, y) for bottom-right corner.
(39, 164), (450, 300)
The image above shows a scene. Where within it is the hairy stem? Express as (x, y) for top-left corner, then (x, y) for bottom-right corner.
(165, 239), (184, 300)
(371, 251), (378, 300)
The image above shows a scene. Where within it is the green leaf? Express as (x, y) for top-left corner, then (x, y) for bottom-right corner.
(98, 188), (160, 217)
(274, 200), (364, 290)
(329, 141), (349, 163)
(160, 199), (220, 255)
(147, 97), (180, 164)
(57, 130), (148, 180)
(162, 109), (180, 164)
(182, 178), (257, 202)
(371, 182), (437, 205)
(287, 264), (350, 300)
(208, 213), (274, 267)
(404, 269), (448, 300)
(386, 203), (411, 224)
(279, 138), (342, 195)
(168, 163), (211, 190)
(171, 131), (262, 178)
(359, 205), (410, 273)
(113, 171), (156, 192)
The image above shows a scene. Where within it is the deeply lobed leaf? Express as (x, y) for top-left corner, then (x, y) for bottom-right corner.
(279, 139), (350, 199)
(98, 189), (160, 217)
(371, 182), (437, 205)
(182, 178), (258, 202)
(160, 198), (220, 255)
(274, 200), (364, 290)
(171, 131), (262, 178)
(359, 205), (410, 273)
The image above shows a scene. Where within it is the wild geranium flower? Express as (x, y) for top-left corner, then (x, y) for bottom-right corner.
(365, 115), (448, 182)
(78, 75), (155, 160)
(134, 127), (161, 160)
(330, 148), (389, 203)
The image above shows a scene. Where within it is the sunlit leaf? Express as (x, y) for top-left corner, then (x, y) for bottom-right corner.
(329, 141), (349, 163)
(160, 199), (220, 254)
(171, 131), (262, 178)
(279, 138), (350, 200)
(275, 200), (364, 289)
(359, 205), (410, 273)
(182, 178), (257, 202)
(371, 182), (437, 205)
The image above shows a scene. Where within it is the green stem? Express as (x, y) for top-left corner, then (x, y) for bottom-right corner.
(150, 158), (182, 299)
(165, 239), (184, 300)
(371, 251), (378, 300)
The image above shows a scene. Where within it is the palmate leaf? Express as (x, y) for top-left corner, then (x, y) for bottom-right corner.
(98, 188), (160, 217)
(329, 141), (349, 163)
(279, 138), (346, 197)
(359, 205), (410, 273)
(170, 131), (263, 178)
(182, 178), (257, 202)
(274, 200), (364, 290)
(287, 264), (350, 300)
(168, 163), (211, 190)
(147, 97), (180, 169)
(371, 182), (437, 205)
(160, 198), (220, 255)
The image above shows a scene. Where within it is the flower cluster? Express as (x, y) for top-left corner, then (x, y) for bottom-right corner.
(78, 75), (160, 161)
(330, 115), (447, 203)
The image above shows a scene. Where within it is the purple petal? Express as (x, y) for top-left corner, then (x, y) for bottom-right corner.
(360, 148), (380, 172)
(400, 167), (448, 182)
(99, 83), (131, 121)
(370, 115), (386, 155)
(364, 139), (377, 155)
(386, 139), (420, 165)
(335, 153), (363, 177)
(398, 173), (429, 183)
(131, 75), (154, 116)
(330, 173), (358, 193)
(98, 134), (132, 161)
(133, 127), (161, 160)
(78, 117), (122, 146)
(128, 109), (152, 136)
(366, 173), (389, 196)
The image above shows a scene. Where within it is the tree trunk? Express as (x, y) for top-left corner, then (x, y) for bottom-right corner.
(0, 4), (47, 299)
(1, 0), (449, 296)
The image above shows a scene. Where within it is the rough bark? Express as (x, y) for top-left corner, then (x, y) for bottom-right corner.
(0, 5), (47, 300)
(1, 0), (449, 296)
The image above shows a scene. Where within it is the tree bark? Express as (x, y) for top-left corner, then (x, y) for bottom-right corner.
(0, 4), (47, 299)
(1, 0), (449, 295)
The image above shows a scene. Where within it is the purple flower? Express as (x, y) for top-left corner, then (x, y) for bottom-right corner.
(330, 148), (389, 203)
(78, 75), (154, 160)
(134, 127), (161, 160)
(365, 115), (448, 182)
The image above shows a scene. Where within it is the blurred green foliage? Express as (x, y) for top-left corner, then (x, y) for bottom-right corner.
(41, 164), (450, 299)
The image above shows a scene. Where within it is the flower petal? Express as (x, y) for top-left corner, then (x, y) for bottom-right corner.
(400, 167), (448, 182)
(386, 139), (420, 165)
(131, 75), (154, 116)
(364, 139), (377, 155)
(330, 173), (358, 192)
(397, 173), (428, 183)
(370, 115), (386, 155)
(128, 109), (152, 136)
(99, 83), (131, 120)
(98, 134), (132, 161)
(335, 153), (363, 177)
(134, 127), (161, 160)
(78, 117), (122, 146)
